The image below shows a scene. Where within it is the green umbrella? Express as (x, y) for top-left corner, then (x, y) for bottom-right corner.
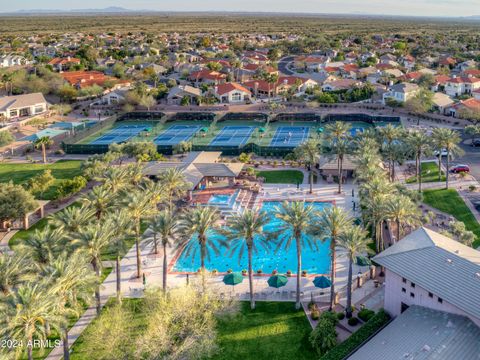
(200, 127), (209, 132)
(355, 256), (372, 267)
(268, 274), (288, 288)
(313, 276), (331, 289)
(317, 127), (324, 133)
(259, 127), (266, 133)
(353, 218), (362, 226)
(223, 272), (244, 286)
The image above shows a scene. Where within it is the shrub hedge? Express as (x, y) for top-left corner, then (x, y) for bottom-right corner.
(358, 308), (375, 322)
(320, 309), (391, 360)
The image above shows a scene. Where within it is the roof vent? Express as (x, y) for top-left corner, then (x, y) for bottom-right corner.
(454, 250), (459, 254)
(422, 345), (431, 352)
(475, 272), (480, 279)
(446, 258), (453, 264)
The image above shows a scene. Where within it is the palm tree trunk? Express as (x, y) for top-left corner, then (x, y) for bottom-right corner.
(135, 221), (141, 278)
(446, 150), (450, 189)
(309, 170), (313, 194)
(416, 154), (421, 192)
(153, 233), (158, 254)
(438, 152), (442, 181)
(116, 255), (121, 303)
(63, 329), (70, 360)
(295, 235), (302, 310)
(163, 243), (167, 292)
(396, 219), (401, 243)
(200, 237), (206, 292)
(345, 256), (353, 318)
(42, 143), (47, 164)
(248, 244), (255, 309)
(339, 156), (344, 193)
(27, 337), (33, 360)
(337, 157), (341, 193)
(329, 237), (336, 311)
(93, 261), (101, 315)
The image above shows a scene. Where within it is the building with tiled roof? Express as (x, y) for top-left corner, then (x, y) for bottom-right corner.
(445, 76), (480, 97)
(48, 56), (81, 71)
(213, 82), (251, 103)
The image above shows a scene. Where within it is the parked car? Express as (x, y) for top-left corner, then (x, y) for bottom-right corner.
(433, 149), (448, 157)
(472, 139), (480, 147)
(450, 164), (470, 173)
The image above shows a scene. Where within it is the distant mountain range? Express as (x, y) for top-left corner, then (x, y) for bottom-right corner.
(11, 7), (136, 14)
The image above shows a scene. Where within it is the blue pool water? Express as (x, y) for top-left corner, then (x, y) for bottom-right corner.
(173, 201), (331, 274)
(207, 191), (239, 207)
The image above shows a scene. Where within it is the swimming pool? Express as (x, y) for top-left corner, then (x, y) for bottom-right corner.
(173, 201), (331, 275)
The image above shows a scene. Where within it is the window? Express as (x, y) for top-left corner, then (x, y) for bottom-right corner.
(402, 288), (406, 293)
(410, 292), (415, 298)
(438, 298), (443, 304)
(402, 278), (407, 284)
(428, 292), (434, 298)
(411, 283), (415, 288)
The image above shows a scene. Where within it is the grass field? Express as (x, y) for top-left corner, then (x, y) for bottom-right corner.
(256, 170), (304, 184)
(212, 302), (315, 360)
(0, 160), (83, 200)
(70, 300), (314, 360)
(423, 188), (480, 248)
(406, 161), (445, 184)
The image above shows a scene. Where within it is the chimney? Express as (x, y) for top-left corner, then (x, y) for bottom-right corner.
(283, 79), (288, 85)
(214, 86), (218, 94)
(67, 56), (71, 61)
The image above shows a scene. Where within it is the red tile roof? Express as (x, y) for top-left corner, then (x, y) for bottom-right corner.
(48, 57), (81, 66)
(60, 71), (116, 89)
(215, 82), (251, 95)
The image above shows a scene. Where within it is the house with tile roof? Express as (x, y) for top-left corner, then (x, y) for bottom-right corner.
(212, 83), (251, 104)
(382, 82), (420, 104)
(48, 56), (81, 71)
(445, 76), (480, 97)
(0, 93), (48, 120)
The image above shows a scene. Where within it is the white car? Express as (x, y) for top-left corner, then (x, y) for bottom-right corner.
(433, 149), (448, 157)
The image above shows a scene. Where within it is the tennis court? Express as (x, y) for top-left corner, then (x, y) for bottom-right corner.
(209, 126), (255, 147)
(154, 125), (201, 145)
(90, 124), (151, 145)
(269, 126), (310, 147)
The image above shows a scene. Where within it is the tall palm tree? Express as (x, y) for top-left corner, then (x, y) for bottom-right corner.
(325, 121), (352, 193)
(311, 206), (352, 311)
(178, 206), (221, 291)
(49, 205), (95, 235)
(33, 136), (53, 164)
(157, 168), (191, 209)
(99, 167), (129, 194)
(0, 283), (59, 360)
(337, 226), (371, 318)
(19, 227), (64, 267)
(385, 195), (421, 242)
(406, 130), (431, 192)
(80, 185), (114, 220)
(106, 210), (133, 303)
(140, 178), (166, 208)
(146, 210), (179, 291)
(378, 124), (403, 181)
(72, 222), (114, 314)
(0, 253), (31, 295)
(221, 209), (271, 309)
(295, 139), (321, 194)
(122, 190), (156, 278)
(42, 252), (97, 360)
(431, 128), (464, 189)
(274, 201), (316, 309)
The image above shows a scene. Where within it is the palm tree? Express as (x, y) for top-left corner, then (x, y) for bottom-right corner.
(157, 168), (191, 209)
(146, 210), (179, 291)
(295, 139), (321, 194)
(221, 209), (271, 309)
(122, 190), (156, 278)
(99, 167), (129, 194)
(431, 128), (464, 189)
(42, 252), (97, 360)
(73, 222), (114, 314)
(178, 206), (221, 291)
(18, 228), (64, 267)
(378, 124), (403, 181)
(385, 195), (421, 242)
(33, 136), (53, 164)
(311, 206), (352, 311)
(337, 226), (371, 318)
(80, 185), (114, 220)
(106, 210), (133, 303)
(274, 201), (316, 309)
(49, 204), (95, 234)
(0, 253), (31, 295)
(406, 130), (431, 192)
(325, 121), (352, 193)
(0, 283), (59, 360)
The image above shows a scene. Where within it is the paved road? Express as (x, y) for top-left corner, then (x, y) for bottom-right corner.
(278, 56), (295, 75)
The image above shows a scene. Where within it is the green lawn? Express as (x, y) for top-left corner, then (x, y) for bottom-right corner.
(212, 302), (315, 360)
(70, 300), (314, 360)
(423, 188), (480, 248)
(406, 161), (445, 184)
(256, 170), (304, 184)
(0, 160), (84, 200)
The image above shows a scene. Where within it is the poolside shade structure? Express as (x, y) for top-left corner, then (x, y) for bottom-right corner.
(259, 127), (266, 133)
(200, 127), (209, 132)
(313, 276), (332, 289)
(317, 127), (324, 133)
(267, 274), (288, 288)
(223, 272), (244, 286)
(355, 256), (372, 267)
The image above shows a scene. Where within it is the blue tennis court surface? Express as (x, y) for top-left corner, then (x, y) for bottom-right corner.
(90, 124), (150, 145)
(270, 126), (310, 147)
(154, 125), (201, 145)
(350, 127), (364, 136)
(209, 126), (255, 146)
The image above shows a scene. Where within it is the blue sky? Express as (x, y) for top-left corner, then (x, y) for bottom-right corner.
(3, 0), (480, 17)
